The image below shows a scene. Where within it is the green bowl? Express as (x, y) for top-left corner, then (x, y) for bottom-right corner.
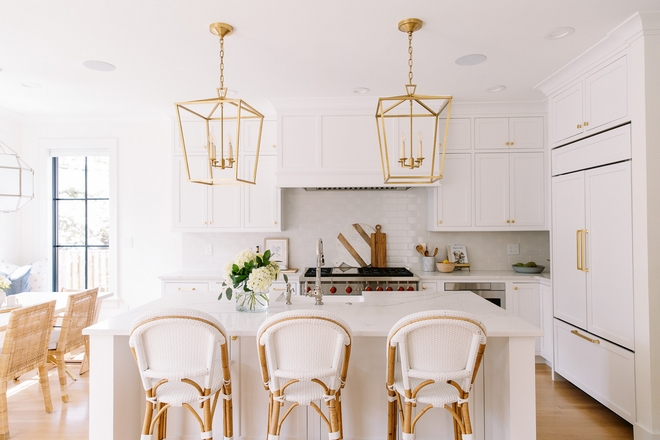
(512, 265), (545, 273)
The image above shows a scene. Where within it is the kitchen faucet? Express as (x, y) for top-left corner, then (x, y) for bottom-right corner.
(307, 238), (325, 305)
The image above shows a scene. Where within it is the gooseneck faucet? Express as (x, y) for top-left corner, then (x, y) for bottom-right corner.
(307, 238), (325, 305)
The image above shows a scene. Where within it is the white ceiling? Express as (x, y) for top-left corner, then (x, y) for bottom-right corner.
(1, 0), (658, 119)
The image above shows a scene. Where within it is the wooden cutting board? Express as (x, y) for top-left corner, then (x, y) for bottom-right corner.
(371, 224), (387, 268)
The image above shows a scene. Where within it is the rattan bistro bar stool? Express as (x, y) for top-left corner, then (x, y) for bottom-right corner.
(129, 308), (233, 440)
(257, 310), (352, 440)
(386, 310), (487, 440)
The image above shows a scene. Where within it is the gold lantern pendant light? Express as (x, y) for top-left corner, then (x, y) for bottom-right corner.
(175, 22), (265, 185)
(0, 141), (34, 212)
(376, 18), (453, 184)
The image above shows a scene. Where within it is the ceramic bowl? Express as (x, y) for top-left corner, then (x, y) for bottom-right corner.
(436, 262), (456, 273)
(512, 265), (545, 273)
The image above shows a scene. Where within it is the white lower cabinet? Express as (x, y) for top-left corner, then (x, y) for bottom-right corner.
(554, 319), (635, 423)
(173, 154), (281, 231)
(162, 281), (210, 295)
(510, 282), (541, 356)
(539, 283), (553, 363)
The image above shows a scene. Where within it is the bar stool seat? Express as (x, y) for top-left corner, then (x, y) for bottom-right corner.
(387, 310), (487, 440)
(257, 309), (352, 440)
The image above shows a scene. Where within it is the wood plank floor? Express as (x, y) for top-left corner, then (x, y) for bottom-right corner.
(536, 363), (633, 439)
(2, 362), (634, 439)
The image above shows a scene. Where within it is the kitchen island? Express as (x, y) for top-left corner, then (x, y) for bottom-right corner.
(84, 290), (542, 440)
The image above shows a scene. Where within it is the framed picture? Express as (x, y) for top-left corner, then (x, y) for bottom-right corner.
(264, 238), (289, 269)
(446, 244), (469, 264)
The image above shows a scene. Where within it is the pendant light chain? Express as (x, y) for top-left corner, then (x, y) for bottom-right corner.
(408, 31), (414, 86)
(219, 36), (225, 90)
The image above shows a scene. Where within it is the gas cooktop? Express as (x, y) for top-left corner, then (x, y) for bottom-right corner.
(303, 267), (416, 278)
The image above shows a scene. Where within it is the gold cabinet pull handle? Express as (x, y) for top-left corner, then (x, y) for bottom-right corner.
(571, 329), (600, 344)
(576, 229), (583, 271)
(582, 229), (589, 272)
(178, 287), (196, 291)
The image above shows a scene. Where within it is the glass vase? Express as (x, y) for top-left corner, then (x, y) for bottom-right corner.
(235, 289), (269, 312)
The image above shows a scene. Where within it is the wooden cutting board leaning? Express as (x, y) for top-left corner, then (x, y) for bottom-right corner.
(371, 224), (387, 268)
(336, 223), (375, 267)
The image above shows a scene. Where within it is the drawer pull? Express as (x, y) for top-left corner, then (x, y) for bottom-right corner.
(270, 287), (286, 291)
(571, 329), (600, 344)
(178, 287), (196, 291)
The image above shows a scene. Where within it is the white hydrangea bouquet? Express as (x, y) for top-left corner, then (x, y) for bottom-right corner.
(0, 275), (10, 292)
(220, 248), (280, 312)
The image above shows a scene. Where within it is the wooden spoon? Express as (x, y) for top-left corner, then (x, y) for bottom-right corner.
(415, 244), (425, 255)
(424, 250), (429, 257)
(433, 247), (438, 257)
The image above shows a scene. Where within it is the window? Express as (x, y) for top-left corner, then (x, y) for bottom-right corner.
(52, 156), (110, 291)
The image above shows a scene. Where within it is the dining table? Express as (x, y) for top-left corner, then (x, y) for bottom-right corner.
(0, 291), (114, 331)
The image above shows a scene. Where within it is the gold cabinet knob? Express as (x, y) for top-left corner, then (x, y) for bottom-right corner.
(505, 141), (510, 146)
(506, 220), (511, 223)
(272, 144), (277, 149)
(273, 221), (277, 225)
(510, 142), (514, 146)
(514, 286), (518, 290)
(511, 219), (515, 224)
(584, 121), (589, 127)
(231, 335), (237, 341)
(438, 220), (443, 225)
(577, 124), (582, 129)
(423, 286), (427, 290)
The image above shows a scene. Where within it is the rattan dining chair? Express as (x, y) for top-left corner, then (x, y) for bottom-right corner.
(47, 287), (98, 403)
(0, 300), (56, 440)
(386, 310), (487, 440)
(257, 310), (352, 440)
(129, 308), (233, 440)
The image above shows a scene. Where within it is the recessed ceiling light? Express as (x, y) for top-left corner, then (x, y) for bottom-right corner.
(543, 27), (575, 40)
(22, 82), (42, 88)
(455, 54), (487, 66)
(83, 60), (116, 72)
(353, 87), (370, 94)
(486, 85), (506, 93)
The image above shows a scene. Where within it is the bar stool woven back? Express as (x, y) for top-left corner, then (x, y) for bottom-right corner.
(129, 308), (233, 440)
(386, 310), (487, 440)
(257, 309), (352, 440)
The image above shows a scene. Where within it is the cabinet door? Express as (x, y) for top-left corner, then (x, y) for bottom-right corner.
(550, 82), (584, 144)
(430, 154), (472, 229)
(551, 172), (587, 328)
(585, 56), (627, 134)
(539, 283), (553, 362)
(474, 118), (509, 149)
(475, 154), (509, 227)
(510, 153), (545, 227)
(584, 162), (634, 349)
(242, 119), (277, 155)
(243, 155), (281, 230)
(439, 118), (471, 150)
(512, 282), (541, 354)
(173, 156), (208, 228)
(508, 117), (544, 149)
(208, 184), (242, 229)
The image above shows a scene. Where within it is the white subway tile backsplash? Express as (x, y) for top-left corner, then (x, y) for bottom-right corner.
(181, 188), (550, 273)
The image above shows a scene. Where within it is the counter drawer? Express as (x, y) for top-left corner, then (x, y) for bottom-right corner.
(554, 319), (635, 423)
(163, 282), (210, 295)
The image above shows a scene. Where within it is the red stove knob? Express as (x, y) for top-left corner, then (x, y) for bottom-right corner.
(365, 286), (372, 291)
(376, 286), (384, 291)
(345, 286), (353, 294)
(306, 287), (311, 293)
(386, 286), (393, 291)
(407, 286), (415, 291)
(397, 286), (405, 291)
(329, 286), (337, 294)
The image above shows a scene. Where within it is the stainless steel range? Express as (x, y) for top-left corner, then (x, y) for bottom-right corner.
(300, 267), (420, 296)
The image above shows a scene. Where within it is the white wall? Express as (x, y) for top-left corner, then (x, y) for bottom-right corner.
(0, 114), (26, 263)
(182, 188), (550, 273)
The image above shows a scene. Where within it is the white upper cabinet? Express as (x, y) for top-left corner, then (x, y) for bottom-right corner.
(475, 152), (545, 228)
(474, 117), (544, 150)
(439, 118), (471, 150)
(549, 55), (628, 146)
(173, 120), (282, 232)
(428, 154), (472, 230)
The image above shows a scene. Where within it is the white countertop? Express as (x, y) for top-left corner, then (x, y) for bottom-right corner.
(159, 270), (300, 281)
(85, 290), (542, 338)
